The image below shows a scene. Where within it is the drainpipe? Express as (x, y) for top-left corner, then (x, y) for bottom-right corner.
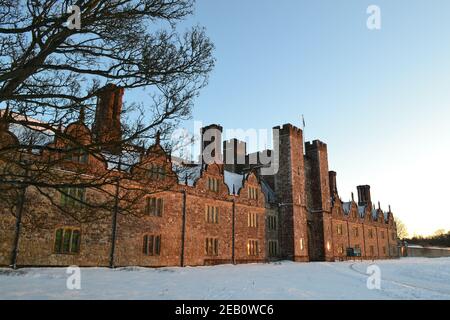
(346, 219), (351, 251)
(180, 190), (187, 267)
(375, 226), (380, 259)
(361, 222), (367, 259)
(387, 226), (391, 258)
(232, 198), (236, 265)
(109, 176), (120, 268)
(10, 168), (28, 269)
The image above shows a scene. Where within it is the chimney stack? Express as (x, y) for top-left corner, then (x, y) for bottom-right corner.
(0, 106), (9, 132)
(92, 84), (124, 153)
(329, 171), (338, 199)
(357, 185), (371, 206)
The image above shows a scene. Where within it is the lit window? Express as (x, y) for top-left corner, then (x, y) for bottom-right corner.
(247, 240), (259, 256)
(205, 205), (219, 224)
(208, 177), (219, 192)
(248, 213), (258, 228)
(249, 187), (258, 200)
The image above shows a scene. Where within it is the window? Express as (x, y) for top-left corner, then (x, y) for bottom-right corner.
(337, 224), (343, 235)
(353, 227), (359, 237)
(248, 213), (258, 228)
(368, 229), (373, 239)
(145, 197), (163, 216)
(391, 232), (396, 241)
(267, 215), (277, 230)
(247, 240), (259, 256)
(60, 187), (86, 207)
(208, 177), (219, 192)
(338, 245), (344, 255)
(65, 147), (88, 164)
(206, 205), (219, 224)
(143, 235), (161, 256)
(205, 237), (219, 256)
(54, 228), (80, 254)
(383, 246), (386, 254)
(370, 245), (375, 256)
(355, 244), (361, 250)
(381, 231), (385, 239)
(249, 187), (258, 200)
(72, 151), (88, 164)
(148, 164), (166, 180)
(300, 238), (304, 251)
(268, 240), (278, 257)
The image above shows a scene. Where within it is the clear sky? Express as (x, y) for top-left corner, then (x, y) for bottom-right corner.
(138, 0), (450, 236)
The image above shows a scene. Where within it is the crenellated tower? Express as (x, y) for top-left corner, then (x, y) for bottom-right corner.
(273, 123), (309, 261)
(304, 140), (333, 261)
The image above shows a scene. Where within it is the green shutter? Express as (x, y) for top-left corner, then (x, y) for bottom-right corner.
(155, 236), (161, 255)
(54, 229), (63, 253)
(148, 235), (154, 255)
(71, 230), (81, 253)
(143, 235), (148, 255)
(62, 229), (72, 253)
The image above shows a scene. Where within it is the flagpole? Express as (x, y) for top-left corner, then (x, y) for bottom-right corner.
(302, 115), (306, 153)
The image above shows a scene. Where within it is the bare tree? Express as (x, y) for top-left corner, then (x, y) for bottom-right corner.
(0, 0), (214, 268)
(395, 218), (408, 240)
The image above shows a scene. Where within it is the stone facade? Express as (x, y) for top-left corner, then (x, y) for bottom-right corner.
(0, 86), (398, 268)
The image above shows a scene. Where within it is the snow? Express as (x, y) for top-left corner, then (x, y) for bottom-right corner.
(1, 258), (450, 300)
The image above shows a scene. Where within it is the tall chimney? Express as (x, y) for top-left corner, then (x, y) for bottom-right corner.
(0, 106), (9, 132)
(92, 84), (124, 153)
(357, 185), (371, 206)
(329, 171), (338, 199)
(200, 124), (223, 165)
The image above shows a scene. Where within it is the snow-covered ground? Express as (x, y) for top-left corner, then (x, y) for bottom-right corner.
(1, 257), (450, 300)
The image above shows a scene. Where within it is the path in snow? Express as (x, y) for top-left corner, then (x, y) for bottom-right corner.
(1, 258), (450, 300)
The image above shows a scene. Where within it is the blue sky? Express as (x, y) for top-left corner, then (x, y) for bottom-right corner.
(135, 0), (450, 236)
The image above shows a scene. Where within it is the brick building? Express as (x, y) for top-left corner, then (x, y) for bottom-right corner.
(0, 85), (398, 267)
